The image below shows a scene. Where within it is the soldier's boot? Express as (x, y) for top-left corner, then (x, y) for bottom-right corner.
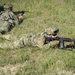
(0, 42), (16, 49)
(1, 34), (18, 41)
(0, 39), (25, 49)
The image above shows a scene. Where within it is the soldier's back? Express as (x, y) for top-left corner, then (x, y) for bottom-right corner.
(0, 11), (10, 33)
(19, 32), (45, 47)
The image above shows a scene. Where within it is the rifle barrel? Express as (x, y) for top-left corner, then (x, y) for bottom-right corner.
(13, 10), (29, 15)
(55, 37), (74, 42)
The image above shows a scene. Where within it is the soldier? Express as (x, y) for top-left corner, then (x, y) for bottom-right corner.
(0, 26), (59, 49)
(18, 13), (24, 24)
(0, 4), (18, 34)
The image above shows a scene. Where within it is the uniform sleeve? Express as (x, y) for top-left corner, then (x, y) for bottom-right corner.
(35, 33), (59, 49)
(35, 33), (50, 49)
(13, 14), (18, 25)
(9, 12), (18, 25)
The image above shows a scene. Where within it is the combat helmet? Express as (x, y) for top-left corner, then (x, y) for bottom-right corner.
(3, 4), (13, 11)
(44, 26), (59, 35)
(3, 4), (10, 9)
(8, 4), (13, 11)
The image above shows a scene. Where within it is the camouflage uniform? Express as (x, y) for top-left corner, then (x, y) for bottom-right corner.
(0, 27), (59, 49)
(0, 4), (18, 34)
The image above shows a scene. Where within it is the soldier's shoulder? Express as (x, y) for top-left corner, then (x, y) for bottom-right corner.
(1, 11), (8, 15)
(36, 32), (44, 36)
(9, 11), (14, 15)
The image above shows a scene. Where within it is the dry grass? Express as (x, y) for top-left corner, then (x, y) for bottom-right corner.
(0, 0), (75, 75)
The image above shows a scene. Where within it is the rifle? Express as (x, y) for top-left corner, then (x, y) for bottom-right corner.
(44, 36), (75, 49)
(13, 10), (30, 15)
(13, 10), (29, 24)
(0, 5), (29, 15)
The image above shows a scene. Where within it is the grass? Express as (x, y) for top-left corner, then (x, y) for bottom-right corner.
(0, 0), (75, 75)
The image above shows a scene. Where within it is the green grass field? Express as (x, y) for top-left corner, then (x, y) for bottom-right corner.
(0, 0), (75, 75)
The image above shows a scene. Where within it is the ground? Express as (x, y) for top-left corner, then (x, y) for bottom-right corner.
(0, 0), (75, 75)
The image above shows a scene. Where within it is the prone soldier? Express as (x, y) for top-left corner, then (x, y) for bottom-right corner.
(0, 4), (25, 34)
(0, 26), (59, 49)
(0, 4), (18, 34)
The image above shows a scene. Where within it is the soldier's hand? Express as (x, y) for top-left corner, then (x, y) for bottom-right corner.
(18, 15), (24, 19)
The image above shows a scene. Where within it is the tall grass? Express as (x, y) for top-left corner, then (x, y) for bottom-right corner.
(0, 0), (75, 75)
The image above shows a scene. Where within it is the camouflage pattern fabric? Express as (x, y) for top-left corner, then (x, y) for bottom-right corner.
(0, 21), (9, 33)
(44, 26), (59, 34)
(0, 27), (59, 49)
(8, 11), (18, 25)
(0, 10), (18, 34)
(0, 11), (9, 33)
(0, 33), (50, 49)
